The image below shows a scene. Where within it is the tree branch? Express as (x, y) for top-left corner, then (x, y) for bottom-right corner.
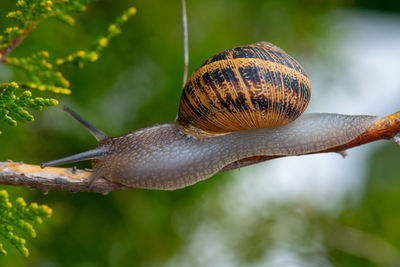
(0, 23), (38, 63)
(0, 162), (127, 194)
(0, 111), (399, 194)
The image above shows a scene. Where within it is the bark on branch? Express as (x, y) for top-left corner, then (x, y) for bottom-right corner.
(0, 23), (38, 63)
(1, 111), (399, 194)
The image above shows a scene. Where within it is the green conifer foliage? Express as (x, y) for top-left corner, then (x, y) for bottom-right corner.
(0, 190), (52, 256)
(0, 0), (135, 257)
(0, 0), (136, 134)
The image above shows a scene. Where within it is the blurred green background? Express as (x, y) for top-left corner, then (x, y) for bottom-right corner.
(1, 0), (400, 266)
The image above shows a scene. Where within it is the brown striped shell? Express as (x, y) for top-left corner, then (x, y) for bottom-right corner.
(176, 41), (311, 138)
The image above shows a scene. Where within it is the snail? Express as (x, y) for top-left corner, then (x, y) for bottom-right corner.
(41, 41), (379, 190)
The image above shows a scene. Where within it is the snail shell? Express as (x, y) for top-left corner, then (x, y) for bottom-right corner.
(176, 41), (312, 137)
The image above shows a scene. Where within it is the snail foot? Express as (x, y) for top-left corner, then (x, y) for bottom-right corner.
(392, 136), (400, 147)
(87, 175), (98, 190)
(336, 150), (348, 158)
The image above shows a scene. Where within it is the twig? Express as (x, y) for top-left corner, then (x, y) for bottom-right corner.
(0, 162), (127, 194)
(0, 110), (399, 193)
(181, 0), (189, 86)
(0, 23), (38, 63)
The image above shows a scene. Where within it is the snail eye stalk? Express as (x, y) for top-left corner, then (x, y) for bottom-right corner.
(62, 106), (108, 142)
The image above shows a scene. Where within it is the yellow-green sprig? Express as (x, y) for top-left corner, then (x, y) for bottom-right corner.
(57, 7), (136, 68)
(0, 190), (52, 256)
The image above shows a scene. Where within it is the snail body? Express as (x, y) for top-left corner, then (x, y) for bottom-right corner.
(41, 42), (379, 190)
(91, 114), (376, 189)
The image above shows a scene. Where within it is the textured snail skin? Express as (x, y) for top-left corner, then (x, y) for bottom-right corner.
(92, 113), (378, 190)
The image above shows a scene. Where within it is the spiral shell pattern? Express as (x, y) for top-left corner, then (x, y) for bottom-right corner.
(176, 41), (311, 137)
